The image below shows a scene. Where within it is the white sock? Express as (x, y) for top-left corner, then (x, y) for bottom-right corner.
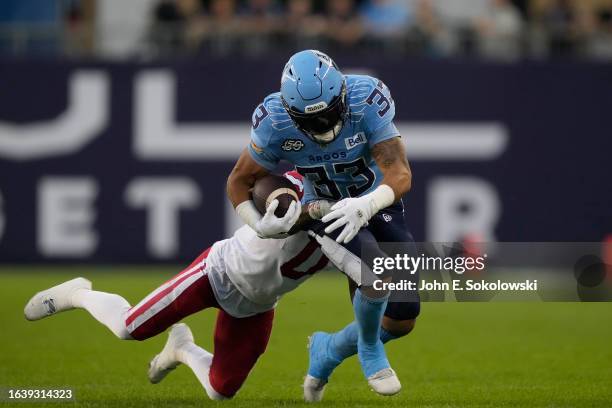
(71, 289), (132, 340)
(176, 343), (227, 400)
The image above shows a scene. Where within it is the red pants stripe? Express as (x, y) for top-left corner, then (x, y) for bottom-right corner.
(124, 248), (274, 397)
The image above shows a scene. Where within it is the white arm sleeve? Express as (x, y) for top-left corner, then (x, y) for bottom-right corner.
(235, 200), (262, 232)
(368, 184), (396, 214)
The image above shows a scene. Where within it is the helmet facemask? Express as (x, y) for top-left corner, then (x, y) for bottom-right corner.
(282, 82), (347, 145)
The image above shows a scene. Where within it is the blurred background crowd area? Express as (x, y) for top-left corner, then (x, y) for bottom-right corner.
(1, 0), (612, 61)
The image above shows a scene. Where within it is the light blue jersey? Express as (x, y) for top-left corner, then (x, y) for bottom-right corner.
(248, 75), (400, 203)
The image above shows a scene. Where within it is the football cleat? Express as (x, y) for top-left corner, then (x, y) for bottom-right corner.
(24, 277), (91, 321)
(367, 368), (401, 396)
(148, 323), (194, 384)
(304, 332), (342, 402)
(303, 374), (327, 403)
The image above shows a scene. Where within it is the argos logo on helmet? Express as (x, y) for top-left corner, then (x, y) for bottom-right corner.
(281, 64), (297, 84)
(304, 101), (328, 114)
(313, 50), (332, 64)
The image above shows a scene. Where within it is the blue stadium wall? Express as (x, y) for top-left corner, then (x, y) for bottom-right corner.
(0, 57), (610, 263)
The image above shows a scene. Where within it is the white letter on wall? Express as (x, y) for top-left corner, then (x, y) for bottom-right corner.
(0, 71), (109, 161)
(427, 177), (500, 242)
(38, 177), (99, 257)
(125, 178), (201, 258)
(132, 72), (508, 162)
(134, 70), (249, 160)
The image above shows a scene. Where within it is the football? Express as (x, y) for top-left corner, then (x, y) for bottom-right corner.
(252, 174), (299, 218)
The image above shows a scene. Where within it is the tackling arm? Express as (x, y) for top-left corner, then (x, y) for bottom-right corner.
(287, 200), (333, 235)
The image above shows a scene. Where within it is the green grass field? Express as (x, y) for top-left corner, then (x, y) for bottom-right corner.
(1, 267), (611, 407)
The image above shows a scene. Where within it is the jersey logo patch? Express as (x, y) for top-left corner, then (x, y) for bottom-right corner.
(281, 139), (305, 151)
(382, 214), (393, 222)
(345, 132), (366, 150)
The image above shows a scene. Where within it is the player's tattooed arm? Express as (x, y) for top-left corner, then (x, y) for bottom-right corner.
(227, 149), (270, 207)
(288, 200), (333, 235)
(371, 136), (412, 199)
(288, 207), (313, 235)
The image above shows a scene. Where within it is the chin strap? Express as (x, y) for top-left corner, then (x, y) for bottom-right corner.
(311, 121), (344, 144)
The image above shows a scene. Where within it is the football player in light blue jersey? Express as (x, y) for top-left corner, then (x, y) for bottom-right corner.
(247, 68), (399, 208)
(227, 50), (419, 401)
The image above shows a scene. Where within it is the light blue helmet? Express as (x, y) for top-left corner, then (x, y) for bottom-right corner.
(280, 50), (347, 144)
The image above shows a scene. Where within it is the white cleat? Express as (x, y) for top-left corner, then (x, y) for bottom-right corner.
(368, 368), (401, 396)
(148, 323), (194, 384)
(303, 374), (327, 403)
(24, 277), (91, 321)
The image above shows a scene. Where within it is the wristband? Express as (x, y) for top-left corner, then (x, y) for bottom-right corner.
(367, 184), (396, 214)
(235, 200), (262, 231)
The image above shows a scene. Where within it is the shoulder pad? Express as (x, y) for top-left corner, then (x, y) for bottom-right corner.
(346, 75), (395, 133)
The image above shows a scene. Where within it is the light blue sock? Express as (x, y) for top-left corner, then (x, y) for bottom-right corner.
(353, 288), (390, 377)
(329, 322), (359, 360)
(329, 322), (399, 361)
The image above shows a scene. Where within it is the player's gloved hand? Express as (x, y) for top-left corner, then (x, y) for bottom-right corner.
(255, 199), (301, 239)
(322, 197), (374, 244)
(307, 200), (333, 220)
(321, 185), (396, 244)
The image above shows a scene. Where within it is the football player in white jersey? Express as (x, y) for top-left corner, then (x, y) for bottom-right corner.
(23, 172), (353, 400)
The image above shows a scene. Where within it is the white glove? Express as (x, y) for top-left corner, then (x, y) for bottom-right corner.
(255, 199), (301, 238)
(322, 197), (374, 244)
(321, 185), (395, 244)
